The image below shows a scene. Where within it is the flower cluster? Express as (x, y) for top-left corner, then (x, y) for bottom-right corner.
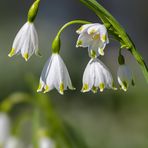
(8, 0), (136, 95)
(0, 113), (56, 148)
(0, 113), (23, 148)
(37, 23), (134, 94)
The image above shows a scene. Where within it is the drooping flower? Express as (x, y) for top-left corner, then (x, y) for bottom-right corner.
(5, 137), (23, 148)
(117, 64), (135, 91)
(39, 137), (56, 148)
(0, 113), (10, 147)
(37, 53), (75, 94)
(76, 23), (109, 58)
(82, 58), (116, 93)
(8, 22), (39, 61)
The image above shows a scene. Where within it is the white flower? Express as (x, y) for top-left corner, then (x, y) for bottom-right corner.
(8, 22), (39, 61)
(117, 64), (135, 91)
(0, 113), (10, 146)
(76, 23), (109, 57)
(39, 137), (56, 148)
(37, 53), (75, 94)
(4, 137), (23, 148)
(82, 58), (116, 93)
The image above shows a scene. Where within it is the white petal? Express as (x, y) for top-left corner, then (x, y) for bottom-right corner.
(117, 65), (133, 90)
(88, 41), (102, 58)
(76, 24), (94, 34)
(39, 137), (56, 148)
(87, 23), (102, 35)
(30, 24), (39, 55)
(4, 137), (23, 148)
(76, 32), (92, 48)
(11, 22), (30, 56)
(0, 113), (10, 145)
(82, 59), (94, 92)
(94, 60), (105, 87)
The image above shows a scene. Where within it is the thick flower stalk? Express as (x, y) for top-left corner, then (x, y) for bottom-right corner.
(8, 0), (40, 61)
(76, 23), (109, 58)
(37, 54), (74, 94)
(0, 113), (10, 147)
(82, 58), (116, 93)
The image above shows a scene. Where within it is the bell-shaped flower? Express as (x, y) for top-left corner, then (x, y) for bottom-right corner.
(39, 137), (56, 148)
(0, 113), (10, 147)
(82, 58), (116, 93)
(117, 64), (135, 91)
(4, 137), (23, 148)
(8, 22), (39, 61)
(76, 23), (109, 58)
(37, 53), (75, 94)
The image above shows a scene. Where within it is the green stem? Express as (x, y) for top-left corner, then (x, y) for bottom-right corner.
(79, 0), (148, 82)
(57, 20), (91, 37)
(32, 108), (40, 148)
(52, 20), (91, 53)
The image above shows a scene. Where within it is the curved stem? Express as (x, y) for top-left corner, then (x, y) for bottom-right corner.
(57, 20), (91, 37)
(52, 20), (91, 53)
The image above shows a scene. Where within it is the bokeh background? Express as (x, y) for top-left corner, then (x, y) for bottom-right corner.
(0, 0), (148, 147)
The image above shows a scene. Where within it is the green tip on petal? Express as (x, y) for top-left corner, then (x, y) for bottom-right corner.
(43, 85), (50, 93)
(99, 48), (104, 56)
(101, 34), (107, 42)
(99, 83), (105, 92)
(76, 27), (83, 34)
(90, 50), (96, 58)
(112, 82), (117, 90)
(59, 83), (64, 95)
(37, 83), (42, 92)
(89, 29), (96, 35)
(92, 86), (98, 93)
(69, 86), (76, 90)
(93, 34), (100, 40)
(82, 84), (89, 92)
(121, 81), (128, 91)
(8, 48), (15, 57)
(23, 53), (29, 61)
(76, 40), (83, 47)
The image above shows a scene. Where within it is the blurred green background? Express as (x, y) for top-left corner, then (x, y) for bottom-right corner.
(0, 0), (148, 147)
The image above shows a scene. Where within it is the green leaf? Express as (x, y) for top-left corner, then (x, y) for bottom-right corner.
(79, 0), (148, 82)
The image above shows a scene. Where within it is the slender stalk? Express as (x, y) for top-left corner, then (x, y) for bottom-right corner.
(57, 20), (91, 37)
(32, 108), (40, 148)
(52, 20), (91, 53)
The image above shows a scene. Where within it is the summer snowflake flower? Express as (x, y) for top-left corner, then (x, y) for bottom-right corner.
(76, 23), (109, 58)
(117, 64), (135, 91)
(82, 58), (116, 93)
(8, 22), (39, 61)
(0, 113), (10, 146)
(37, 53), (75, 94)
(39, 137), (56, 148)
(5, 137), (23, 148)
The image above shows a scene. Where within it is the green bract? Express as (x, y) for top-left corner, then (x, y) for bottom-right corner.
(28, 0), (40, 23)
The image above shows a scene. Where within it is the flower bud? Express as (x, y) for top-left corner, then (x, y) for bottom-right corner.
(52, 35), (61, 53)
(28, 0), (40, 23)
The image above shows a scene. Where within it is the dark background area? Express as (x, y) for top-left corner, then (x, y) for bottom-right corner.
(0, 0), (148, 147)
